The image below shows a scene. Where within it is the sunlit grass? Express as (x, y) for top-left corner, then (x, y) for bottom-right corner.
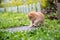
(0, 12), (60, 40)
(0, 12), (30, 29)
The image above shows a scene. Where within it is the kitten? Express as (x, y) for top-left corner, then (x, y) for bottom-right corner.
(28, 11), (45, 27)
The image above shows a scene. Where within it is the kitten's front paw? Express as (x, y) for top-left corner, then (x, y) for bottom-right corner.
(33, 24), (37, 27)
(29, 25), (33, 28)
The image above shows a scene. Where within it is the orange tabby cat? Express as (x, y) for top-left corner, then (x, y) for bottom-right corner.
(28, 11), (44, 27)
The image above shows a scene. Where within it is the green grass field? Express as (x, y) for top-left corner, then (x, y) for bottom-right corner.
(0, 12), (30, 29)
(0, 12), (60, 40)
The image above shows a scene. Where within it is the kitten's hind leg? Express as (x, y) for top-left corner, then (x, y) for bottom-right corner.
(41, 21), (45, 26)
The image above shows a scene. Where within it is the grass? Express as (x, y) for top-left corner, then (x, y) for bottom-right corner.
(0, 12), (60, 40)
(0, 22), (60, 40)
(0, 12), (30, 29)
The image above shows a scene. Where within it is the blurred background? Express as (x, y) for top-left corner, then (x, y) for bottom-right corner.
(0, 0), (57, 13)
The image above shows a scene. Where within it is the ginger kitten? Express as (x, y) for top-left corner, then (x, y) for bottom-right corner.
(28, 11), (44, 27)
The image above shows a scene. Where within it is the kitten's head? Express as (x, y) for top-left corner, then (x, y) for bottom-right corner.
(28, 12), (35, 20)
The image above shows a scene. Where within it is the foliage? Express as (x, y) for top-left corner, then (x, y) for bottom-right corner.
(0, 0), (4, 7)
(0, 12), (30, 29)
(26, 0), (38, 4)
(0, 3), (3, 7)
(40, 0), (47, 9)
(0, 20), (60, 40)
(2, 0), (47, 9)
(0, 12), (60, 40)
(45, 0), (57, 13)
